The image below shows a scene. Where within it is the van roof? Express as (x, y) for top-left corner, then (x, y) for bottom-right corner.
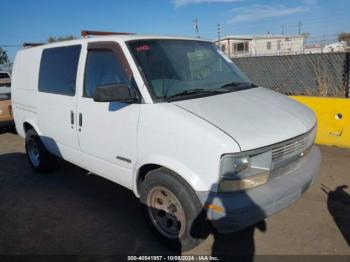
(21, 34), (210, 51)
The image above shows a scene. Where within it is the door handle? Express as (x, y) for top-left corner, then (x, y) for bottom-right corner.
(79, 113), (83, 127)
(70, 111), (74, 125)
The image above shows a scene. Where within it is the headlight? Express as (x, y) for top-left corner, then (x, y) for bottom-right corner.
(232, 156), (250, 173)
(218, 152), (271, 192)
(220, 155), (250, 178)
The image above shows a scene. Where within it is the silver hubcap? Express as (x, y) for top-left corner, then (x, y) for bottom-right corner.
(147, 186), (186, 239)
(27, 139), (40, 167)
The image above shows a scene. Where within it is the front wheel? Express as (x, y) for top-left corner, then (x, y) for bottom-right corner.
(140, 168), (209, 251)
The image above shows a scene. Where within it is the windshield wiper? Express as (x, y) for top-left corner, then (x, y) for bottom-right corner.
(166, 88), (225, 102)
(220, 82), (257, 89)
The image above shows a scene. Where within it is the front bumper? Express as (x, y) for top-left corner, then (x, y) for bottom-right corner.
(196, 146), (321, 233)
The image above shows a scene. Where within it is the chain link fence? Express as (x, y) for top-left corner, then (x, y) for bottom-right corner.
(233, 52), (350, 97)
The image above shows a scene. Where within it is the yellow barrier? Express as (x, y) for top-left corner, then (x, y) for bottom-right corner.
(291, 96), (350, 148)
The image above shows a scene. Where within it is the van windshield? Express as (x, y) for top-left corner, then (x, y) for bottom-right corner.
(128, 40), (255, 102)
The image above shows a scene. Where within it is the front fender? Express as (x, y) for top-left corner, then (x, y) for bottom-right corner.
(133, 154), (206, 197)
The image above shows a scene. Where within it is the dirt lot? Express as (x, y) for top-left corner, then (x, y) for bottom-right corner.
(0, 128), (349, 257)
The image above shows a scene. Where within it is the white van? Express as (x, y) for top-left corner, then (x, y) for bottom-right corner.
(11, 31), (320, 251)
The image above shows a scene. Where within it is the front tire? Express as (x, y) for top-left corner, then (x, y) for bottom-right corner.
(140, 168), (208, 251)
(25, 129), (58, 173)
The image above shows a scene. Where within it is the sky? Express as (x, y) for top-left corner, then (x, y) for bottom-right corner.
(1, 0), (350, 61)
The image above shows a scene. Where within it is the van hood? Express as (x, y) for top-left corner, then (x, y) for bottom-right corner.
(173, 87), (316, 151)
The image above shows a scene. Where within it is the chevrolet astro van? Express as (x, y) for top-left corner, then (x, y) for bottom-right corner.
(11, 31), (320, 251)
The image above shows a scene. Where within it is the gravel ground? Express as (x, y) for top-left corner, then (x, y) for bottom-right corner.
(0, 128), (349, 258)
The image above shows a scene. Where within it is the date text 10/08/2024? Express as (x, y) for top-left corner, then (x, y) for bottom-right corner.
(127, 256), (219, 261)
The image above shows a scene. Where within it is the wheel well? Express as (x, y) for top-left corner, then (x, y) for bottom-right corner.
(136, 164), (162, 194)
(23, 122), (34, 133)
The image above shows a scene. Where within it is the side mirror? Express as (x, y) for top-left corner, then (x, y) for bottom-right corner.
(93, 83), (138, 103)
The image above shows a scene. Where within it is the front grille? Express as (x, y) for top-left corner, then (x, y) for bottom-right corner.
(271, 126), (316, 169)
(272, 136), (307, 162)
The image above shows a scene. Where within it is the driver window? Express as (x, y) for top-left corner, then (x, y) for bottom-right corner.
(83, 50), (129, 98)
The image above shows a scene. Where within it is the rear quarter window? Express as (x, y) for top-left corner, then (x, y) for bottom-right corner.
(38, 45), (81, 96)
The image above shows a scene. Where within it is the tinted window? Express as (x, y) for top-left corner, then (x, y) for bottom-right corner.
(39, 45), (81, 95)
(84, 50), (129, 97)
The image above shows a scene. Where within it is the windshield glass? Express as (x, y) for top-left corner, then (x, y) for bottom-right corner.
(128, 40), (253, 102)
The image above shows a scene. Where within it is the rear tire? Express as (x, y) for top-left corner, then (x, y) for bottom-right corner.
(25, 129), (58, 173)
(140, 168), (209, 251)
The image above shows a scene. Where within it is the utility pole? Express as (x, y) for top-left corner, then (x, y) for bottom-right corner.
(298, 22), (302, 35)
(281, 24), (284, 35)
(217, 24), (221, 48)
(193, 17), (200, 38)
(217, 24), (223, 69)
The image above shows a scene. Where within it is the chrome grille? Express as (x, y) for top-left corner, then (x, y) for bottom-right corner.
(271, 126), (316, 169)
(272, 137), (307, 161)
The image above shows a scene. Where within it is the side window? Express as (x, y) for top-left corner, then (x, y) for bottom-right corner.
(267, 42), (272, 50)
(39, 45), (81, 95)
(83, 50), (129, 98)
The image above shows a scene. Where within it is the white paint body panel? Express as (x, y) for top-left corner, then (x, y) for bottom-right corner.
(136, 103), (240, 192)
(11, 35), (316, 195)
(77, 98), (140, 188)
(174, 87), (315, 151)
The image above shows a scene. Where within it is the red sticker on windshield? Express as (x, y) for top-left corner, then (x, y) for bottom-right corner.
(136, 45), (151, 52)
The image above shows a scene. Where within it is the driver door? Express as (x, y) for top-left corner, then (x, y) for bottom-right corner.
(77, 42), (140, 189)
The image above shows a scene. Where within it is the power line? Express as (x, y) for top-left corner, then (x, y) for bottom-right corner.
(0, 44), (21, 48)
(202, 14), (350, 36)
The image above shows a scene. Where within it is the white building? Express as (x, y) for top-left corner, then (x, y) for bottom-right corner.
(215, 35), (305, 58)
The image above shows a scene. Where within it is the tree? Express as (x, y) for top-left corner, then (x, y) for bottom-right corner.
(338, 32), (350, 44)
(301, 32), (310, 40)
(47, 35), (76, 43)
(0, 48), (9, 65)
